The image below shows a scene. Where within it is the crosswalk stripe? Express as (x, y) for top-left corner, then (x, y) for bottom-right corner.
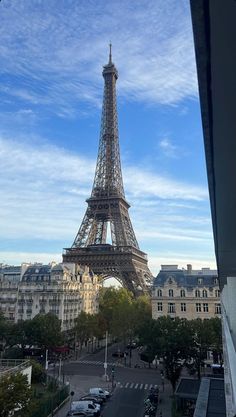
(76, 360), (124, 368)
(117, 382), (159, 391)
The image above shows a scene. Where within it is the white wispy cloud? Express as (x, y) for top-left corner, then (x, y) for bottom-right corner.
(0, 0), (197, 115)
(148, 255), (216, 276)
(159, 138), (178, 158)
(0, 252), (62, 266)
(125, 167), (208, 201)
(0, 135), (210, 246)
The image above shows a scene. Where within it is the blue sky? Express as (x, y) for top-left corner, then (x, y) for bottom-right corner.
(0, 0), (216, 274)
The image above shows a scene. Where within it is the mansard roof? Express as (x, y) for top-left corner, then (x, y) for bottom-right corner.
(22, 264), (51, 281)
(153, 269), (218, 288)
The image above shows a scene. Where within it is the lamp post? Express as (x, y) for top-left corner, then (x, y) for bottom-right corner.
(58, 356), (62, 381)
(45, 349), (48, 371)
(103, 331), (108, 381)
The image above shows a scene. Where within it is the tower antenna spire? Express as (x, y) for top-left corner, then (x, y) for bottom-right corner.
(109, 42), (112, 64)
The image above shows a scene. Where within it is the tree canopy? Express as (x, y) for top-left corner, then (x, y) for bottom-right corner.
(0, 371), (32, 417)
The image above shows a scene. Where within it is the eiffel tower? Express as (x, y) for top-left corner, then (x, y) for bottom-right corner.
(63, 46), (153, 294)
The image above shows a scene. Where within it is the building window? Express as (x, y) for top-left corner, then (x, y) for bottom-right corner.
(157, 302), (163, 312)
(157, 289), (162, 297)
(196, 303), (201, 312)
(168, 303), (175, 313)
(180, 289), (185, 298)
(195, 290), (200, 298)
(169, 289), (174, 297)
(198, 278), (203, 284)
(215, 304), (221, 314)
(202, 289), (208, 298)
(203, 303), (209, 312)
(181, 303), (186, 312)
(215, 290), (220, 297)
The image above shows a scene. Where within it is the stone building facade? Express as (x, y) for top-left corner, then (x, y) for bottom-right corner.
(0, 263), (100, 331)
(152, 264), (221, 320)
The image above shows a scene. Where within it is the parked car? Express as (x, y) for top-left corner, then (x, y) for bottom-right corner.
(79, 395), (104, 405)
(89, 387), (110, 400)
(69, 400), (100, 416)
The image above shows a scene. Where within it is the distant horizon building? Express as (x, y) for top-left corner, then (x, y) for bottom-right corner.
(0, 262), (100, 330)
(152, 264), (221, 320)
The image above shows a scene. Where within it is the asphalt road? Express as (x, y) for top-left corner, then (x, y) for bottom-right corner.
(63, 362), (161, 386)
(102, 387), (147, 417)
(54, 344), (162, 417)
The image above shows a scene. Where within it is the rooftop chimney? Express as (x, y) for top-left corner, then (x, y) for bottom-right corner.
(187, 264), (192, 274)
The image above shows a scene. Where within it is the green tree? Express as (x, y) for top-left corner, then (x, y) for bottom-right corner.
(137, 316), (193, 391)
(209, 317), (223, 363)
(5, 320), (30, 349)
(28, 313), (63, 349)
(74, 311), (94, 354)
(99, 287), (133, 333)
(0, 312), (9, 353)
(133, 295), (152, 334)
(30, 359), (44, 383)
(189, 318), (215, 378)
(0, 372), (32, 417)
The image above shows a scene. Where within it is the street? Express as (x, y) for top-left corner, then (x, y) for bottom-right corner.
(102, 387), (147, 417)
(54, 344), (162, 417)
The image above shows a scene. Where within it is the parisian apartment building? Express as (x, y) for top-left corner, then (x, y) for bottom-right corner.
(0, 262), (100, 331)
(152, 264), (221, 320)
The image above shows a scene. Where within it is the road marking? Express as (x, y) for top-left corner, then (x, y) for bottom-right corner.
(76, 360), (125, 368)
(117, 382), (158, 391)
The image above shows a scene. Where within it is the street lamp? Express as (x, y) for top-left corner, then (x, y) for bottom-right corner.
(103, 331), (109, 381)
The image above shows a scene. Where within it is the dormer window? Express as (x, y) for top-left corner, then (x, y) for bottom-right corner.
(198, 278), (203, 284)
(180, 289), (185, 298)
(195, 289), (200, 298)
(169, 289), (174, 297)
(202, 289), (208, 298)
(168, 276), (173, 284)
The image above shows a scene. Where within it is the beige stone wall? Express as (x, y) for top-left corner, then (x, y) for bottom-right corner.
(152, 282), (221, 320)
(0, 263), (101, 331)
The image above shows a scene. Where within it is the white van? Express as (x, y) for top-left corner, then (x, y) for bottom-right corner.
(71, 400), (100, 416)
(89, 388), (110, 400)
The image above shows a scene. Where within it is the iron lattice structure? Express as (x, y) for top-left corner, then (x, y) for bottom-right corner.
(63, 47), (153, 294)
